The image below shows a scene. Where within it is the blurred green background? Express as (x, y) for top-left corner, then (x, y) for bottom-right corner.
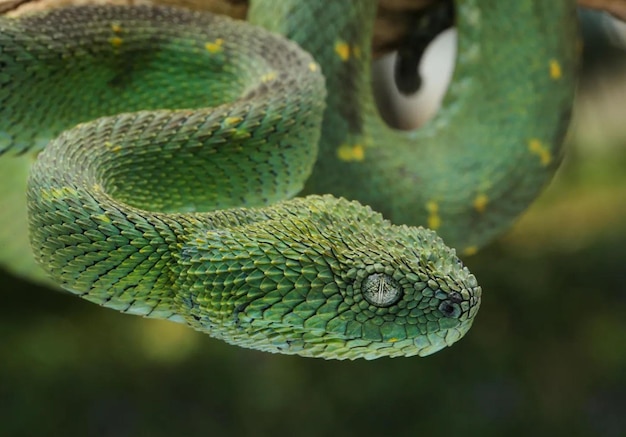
(1, 9), (625, 437)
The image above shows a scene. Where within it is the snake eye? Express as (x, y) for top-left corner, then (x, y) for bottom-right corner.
(438, 300), (461, 318)
(362, 273), (402, 307)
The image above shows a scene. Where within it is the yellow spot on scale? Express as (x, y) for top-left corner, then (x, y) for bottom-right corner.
(110, 23), (122, 33)
(549, 59), (562, 80)
(308, 62), (319, 72)
(225, 116), (243, 125)
(109, 37), (123, 48)
(463, 246), (478, 256)
(95, 214), (111, 224)
(426, 201), (441, 230)
(473, 194), (488, 213)
(528, 139), (552, 166)
(335, 41), (350, 61)
(388, 338), (398, 343)
(261, 71), (277, 83)
(105, 141), (122, 152)
(205, 38), (224, 54)
(337, 143), (365, 162)
(40, 186), (78, 201)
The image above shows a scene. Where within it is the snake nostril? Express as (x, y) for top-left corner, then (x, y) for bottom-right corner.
(438, 300), (461, 318)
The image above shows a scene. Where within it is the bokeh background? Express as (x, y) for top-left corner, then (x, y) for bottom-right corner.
(1, 7), (625, 437)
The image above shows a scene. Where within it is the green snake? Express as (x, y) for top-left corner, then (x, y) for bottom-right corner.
(0, 0), (578, 359)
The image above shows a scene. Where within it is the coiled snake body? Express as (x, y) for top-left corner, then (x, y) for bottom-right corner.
(0, 1), (577, 359)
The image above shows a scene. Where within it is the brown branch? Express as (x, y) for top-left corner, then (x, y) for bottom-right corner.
(579, 0), (626, 21)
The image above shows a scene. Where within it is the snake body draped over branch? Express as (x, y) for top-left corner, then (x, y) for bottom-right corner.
(0, 0), (577, 359)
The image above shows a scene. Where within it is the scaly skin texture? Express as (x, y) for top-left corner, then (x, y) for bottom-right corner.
(0, 0), (577, 359)
(251, 0), (579, 255)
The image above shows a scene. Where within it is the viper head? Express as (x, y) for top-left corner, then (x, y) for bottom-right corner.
(177, 195), (481, 360)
